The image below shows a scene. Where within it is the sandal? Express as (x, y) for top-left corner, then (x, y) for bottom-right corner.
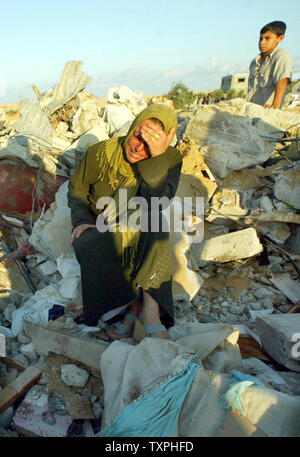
(106, 313), (137, 340)
(144, 324), (170, 339)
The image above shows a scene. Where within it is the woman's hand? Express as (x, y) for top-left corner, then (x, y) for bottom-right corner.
(70, 224), (96, 246)
(141, 125), (176, 158)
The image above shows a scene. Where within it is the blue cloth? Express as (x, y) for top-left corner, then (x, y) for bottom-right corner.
(100, 362), (199, 437)
(220, 370), (266, 416)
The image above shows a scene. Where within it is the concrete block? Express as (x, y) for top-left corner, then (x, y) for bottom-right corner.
(274, 167), (300, 210)
(24, 321), (108, 375)
(270, 274), (300, 304)
(61, 364), (89, 387)
(192, 228), (263, 265)
(255, 314), (300, 372)
(20, 343), (38, 363)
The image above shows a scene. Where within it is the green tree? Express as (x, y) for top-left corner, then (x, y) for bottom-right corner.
(237, 89), (246, 98)
(287, 79), (300, 94)
(210, 89), (224, 100)
(166, 82), (196, 109)
(226, 88), (237, 100)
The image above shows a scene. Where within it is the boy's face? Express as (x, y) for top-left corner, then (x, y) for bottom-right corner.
(259, 30), (284, 55)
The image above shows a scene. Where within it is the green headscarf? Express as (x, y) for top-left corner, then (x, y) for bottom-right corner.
(96, 104), (178, 265)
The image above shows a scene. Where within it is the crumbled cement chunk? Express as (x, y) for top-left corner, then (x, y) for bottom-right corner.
(13, 353), (29, 367)
(193, 228), (263, 265)
(20, 343), (38, 363)
(270, 274), (300, 304)
(61, 364), (89, 387)
(274, 167), (300, 211)
(255, 314), (300, 372)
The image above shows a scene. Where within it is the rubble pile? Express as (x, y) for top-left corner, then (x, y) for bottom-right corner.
(0, 62), (300, 436)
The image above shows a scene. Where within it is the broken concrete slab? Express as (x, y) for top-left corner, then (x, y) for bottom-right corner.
(240, 102), (300, 134)
(171, 231), (204, 301)
(107, 85), (147, 116)
(71, 99), (102, 137)
(257, 221), (291, 245)
(12, 99), (52, 143)
(64, 120), (109, 172)
(255, 314), (300, 372)
(190, 228), (263, 266)
(176, 139), (217, 203)
(270, 274), (300, 304)
(29, 181), (73, 260)
(104, 103), (135, 135)
(184, 107), (283, 178)
(24, 321), (108, 375)
(41, 61), (92, 117)
(274, 167), (300, 210)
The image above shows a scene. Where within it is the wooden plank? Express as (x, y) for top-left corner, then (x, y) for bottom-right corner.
(2, 356), (25, 372)
(25, 321), (108, 374)
(0, 367), (42, 414)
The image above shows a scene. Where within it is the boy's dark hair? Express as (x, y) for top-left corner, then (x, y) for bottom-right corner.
(260, 21), (286, 37)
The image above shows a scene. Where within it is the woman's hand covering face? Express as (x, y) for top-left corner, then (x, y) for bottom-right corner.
(125, 119), (176, 164)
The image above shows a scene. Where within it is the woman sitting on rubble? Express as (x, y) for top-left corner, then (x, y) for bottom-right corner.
(67, 104), (182, 340)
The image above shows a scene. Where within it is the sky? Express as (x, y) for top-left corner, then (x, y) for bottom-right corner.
(1, 0), (300, 103)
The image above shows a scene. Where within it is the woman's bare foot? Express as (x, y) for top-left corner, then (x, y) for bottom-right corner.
(139, 290), (170, 340)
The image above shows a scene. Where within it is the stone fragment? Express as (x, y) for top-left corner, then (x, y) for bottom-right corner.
(258, 196), (274, 213)
(61, 364), (89, 388)
(230, 305), (244, 315)
(255, 314), (300, 372)
(270, 274), (300, 304)
(274, 167), (300, 210)
(71, 101), (100, 137)
(20, 343), (38, 363)
(13, 353), (29, 367)
(192, 228), (263, 265)
(171, 232), (203, 301)
(41, 61), (92, 116)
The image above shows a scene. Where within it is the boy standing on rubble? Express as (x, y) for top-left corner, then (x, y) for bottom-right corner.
(247, 21), (293, 109)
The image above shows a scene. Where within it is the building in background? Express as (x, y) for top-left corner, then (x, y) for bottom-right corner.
(221, 73), (249, 94)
